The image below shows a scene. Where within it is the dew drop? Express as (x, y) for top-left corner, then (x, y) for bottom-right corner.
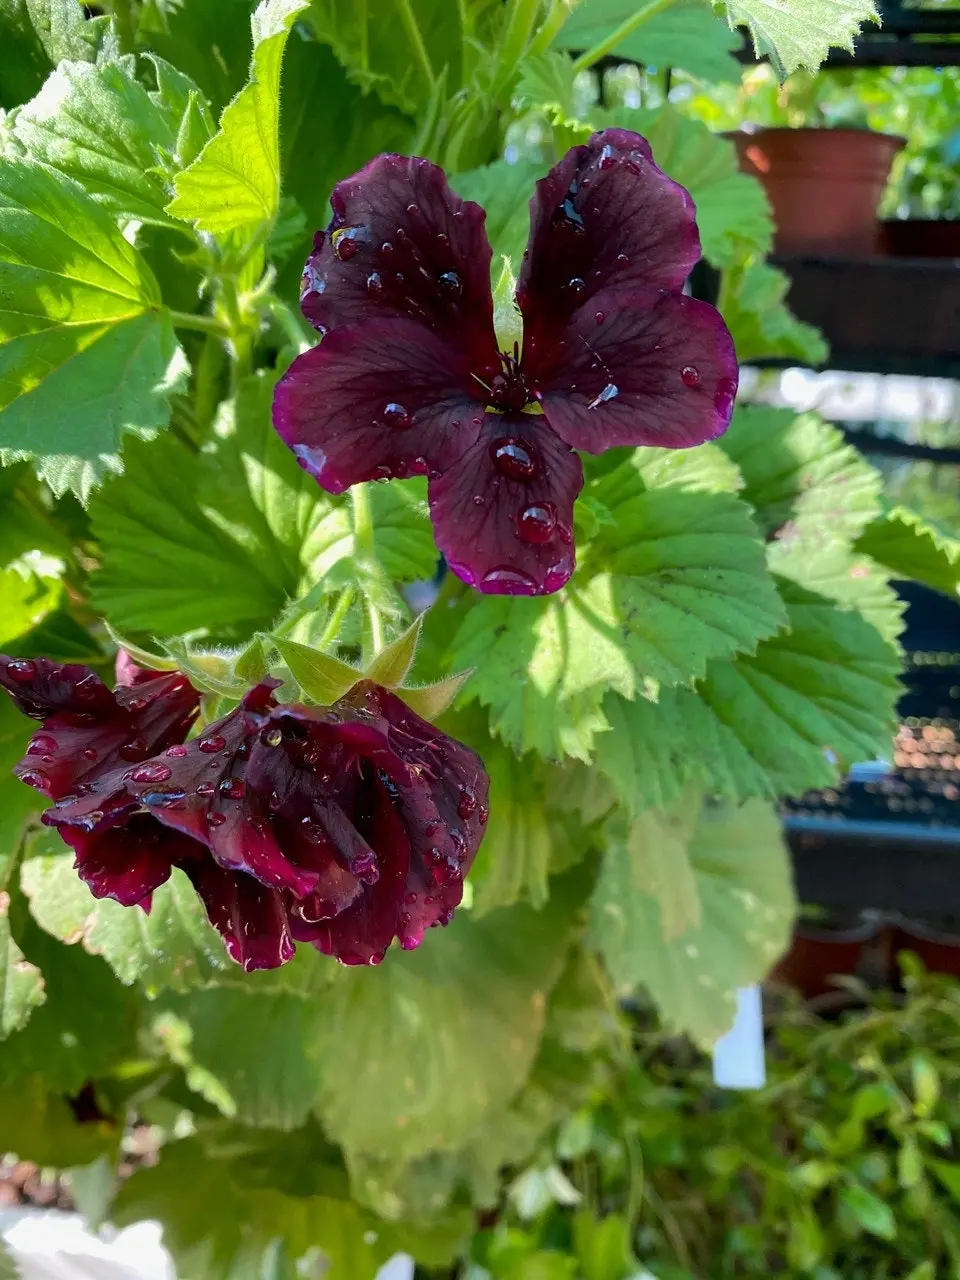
(143, 788), (186, 808)
(366, 271), (383, 294)
(18, 768), (49, 790)
(207, 812), (226, 827)
(196, 781), (215, 797)
(76, 676), (102, 702)
(406, 202), (421, 218)
(438, 269), (461, 296)
(472, 495), (485, 507)
(566, 276), (586, 299)
(599, 143), (618, 171)
(81, 747), (98, 762)
(199, 735), (226, 754)
(399, 935), (422, 952)
(27, 733), (57, 757)
(481, 566), (538, 593)
(714, 377), (738, 418)
(458, 786), (478, 819)
(479, 805), (489, 825)
(119, 737), (147, 761)
(332, 226), (363, 261)
(374, 464), (393, 480)
(595, 311), (606, 325)
(5, 659), (37, 682)
(382, 402), (411, 429)
(129, 762), (172, 784)
(616, 252), (630, 266)
(491, 436), (538, 481)
(165, 744), (188, 758)
(405, 891), (418, 905)
(262, 727), (283, 747)
(517, 502), (558, 544)
(219, 777), (245, 799)
(381, 240), (395, 258)
(681, 365), (701, 388)
(587, 382), (619, 410)
(300, 819), (326, 844)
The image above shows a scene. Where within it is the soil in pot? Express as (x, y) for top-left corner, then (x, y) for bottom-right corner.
(731, 127), (905, 255)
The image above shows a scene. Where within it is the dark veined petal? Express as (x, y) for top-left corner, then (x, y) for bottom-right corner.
(517, 129), (701, 349)
(183, 859), (294, 972)
(428, 412), (583, 595)
(272, 319), (486, 493)
(5, 659), (200, 801)
(529, 288), (738, 453)
(300, 153), (500, 375)
(62, 812), (198, 908)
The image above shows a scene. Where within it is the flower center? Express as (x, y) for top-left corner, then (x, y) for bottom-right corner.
(486, 348), (530, 413)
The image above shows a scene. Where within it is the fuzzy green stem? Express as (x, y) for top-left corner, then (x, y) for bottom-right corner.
(571, 0), (674, 73)
(492, 0), (541, 92)
(396, 0), (435, 86)
(264, 297), (311, 352)
(350, 483), (376, 563)
(317, 588), (356, 651)
(169, 310), (231, 338)
(527, 0), (575, 58)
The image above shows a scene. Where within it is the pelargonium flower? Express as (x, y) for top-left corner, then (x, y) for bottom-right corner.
(8, 661), (490, 970)
(273, 128), (737, 596)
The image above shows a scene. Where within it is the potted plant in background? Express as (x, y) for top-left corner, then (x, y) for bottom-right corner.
(725, 65), (906, 254)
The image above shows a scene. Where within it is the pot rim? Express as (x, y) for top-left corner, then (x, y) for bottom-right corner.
(726, 124), (908, 148)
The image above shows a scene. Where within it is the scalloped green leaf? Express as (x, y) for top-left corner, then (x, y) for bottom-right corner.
(0, 890), (45, 1039)
(0, 159), (187, 501)
(719, 0), (879, 78)
(590, 796), (794, 1042)
(855, 504), (960, 599)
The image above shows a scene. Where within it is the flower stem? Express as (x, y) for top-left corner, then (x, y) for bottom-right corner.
(492, 0), (541, 93)
(571, 0), (675, 73)
(351, 482), (376, 564)
(317, 588), (356, 651)
(169, 310), (231, 338)
(527, 0), (575, 58)
(396, 0), (435, 86)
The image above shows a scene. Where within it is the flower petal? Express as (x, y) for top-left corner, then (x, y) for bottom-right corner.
(529, 288), (738, 453)
(517, 129), (701, 349)
(428, 413), (583, 595)
(62, 812), (195, 907)
(273, 319), (485, 493)
(0, 657), (115, 719)
(183, 860), (294, 971)
(300, 153), (499, 373)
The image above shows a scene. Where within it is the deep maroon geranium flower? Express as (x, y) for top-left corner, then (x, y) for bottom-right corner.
(31, 673), (488, 969)
(273, 128), (738, 596)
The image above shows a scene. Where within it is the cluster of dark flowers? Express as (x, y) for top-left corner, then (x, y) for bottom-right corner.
(1, 130), (734, 966)
(0, 655), (488, 969)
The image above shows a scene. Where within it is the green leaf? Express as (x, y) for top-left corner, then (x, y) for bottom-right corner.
(310, 884), (578, 1162)
(305, 0), (461, 115)
(0, 696), (43, 861)
(166, 0), (310, 237)
(0, 1074), (116, 1166)
(20, 834), (230, 993)
(719, 406), (882, 541)
(838, 1180), (896, 1240)
(514, 52), (578, 123)
(590, 796), (794, 1042)
(0, 889), (45, 1038)
(722, 259), (828, 365)
(274, 637), (361, 703)
(451, 159), (543, 277)
(720, 0), (879, 78)
(0, 567), (60, 647)
(855, 504), (960, 599)
(572, 1211), (638, 1280)
(13, 57), (180, 226)
(590, 105), (773, 267)
(555, 0), (744, 84)
(929, 1160), (960, 1204)
(400, 670), (473, 721)
(696, 577), (900, 795)
(0, 159), (188, 501)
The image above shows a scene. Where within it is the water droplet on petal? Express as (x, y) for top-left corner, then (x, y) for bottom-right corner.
(681, 365), (701, 388)
(472, 495), (485, 507)
(566, 276), (586, 299)
(406, 202), (421, 218)
(6, 660), (37, 682)
(165, 744), (188, 758)
(119, 737), (147, 761)
(587, 382), (619, 410)
(479, 805), (489, 825)
(458, 786), (478, 819)
(518, 502), (558, 544)
(595, 311), (606, 325)
(219, 777), (245, 799)
(199, 735), (225, 754)
(332, 226), (363, 261)
(366, 271), (383, 294)
(616, 253), (630, 266)
(81, 747), (97, 761)
(491, 436), (538, 481)
(714, 377), (738, 419)
(599, 143), (618, 170)
(381, 240), (395, 258)
(481, 566), (538, 593)
(129, 762), (172, 784)
(207, 812), (226, 827)
(196, 781), (215, 797)
(18, 768), (49, 790)
(143, 788), (187, 808)
(438, 270), (461, 296)
(300, 819), (326, 844)
(27, 734), (57, 757)
(405, 891), (418, 905)
(382, 402), (411, 429)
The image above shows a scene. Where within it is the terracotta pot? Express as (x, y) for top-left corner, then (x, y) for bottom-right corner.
(894, 920), (960, 977)
(771, 918), (887, 999)
(730, 127), (906, 255)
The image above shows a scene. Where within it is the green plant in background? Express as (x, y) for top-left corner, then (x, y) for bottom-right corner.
(0, 0), (958, 1275)
(471, 959), (960, 1280)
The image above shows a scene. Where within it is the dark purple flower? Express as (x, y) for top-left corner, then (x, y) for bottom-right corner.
(27, 671), (488, 969)
(273, 128), (738, 596)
